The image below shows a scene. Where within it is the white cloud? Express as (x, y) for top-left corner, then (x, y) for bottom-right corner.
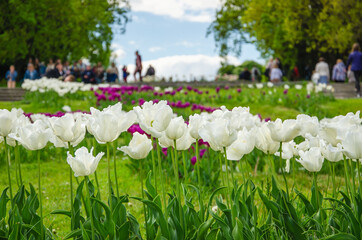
(130, 0), (220, 22)
(128, 40), (136, 45)
(148, 46), (163, 53)
(124, 54), (241, 81)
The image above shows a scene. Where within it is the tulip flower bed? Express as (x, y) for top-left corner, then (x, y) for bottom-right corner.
(0, 98), (362, 240)
(21, 79), (343, 120)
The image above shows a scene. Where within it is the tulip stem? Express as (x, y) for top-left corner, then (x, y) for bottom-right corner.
(313, 173), (320, 210)
(357, 159), (361, 195)
(106, 143), (112, 209)
(219, 153), (225, 187)
(173, 140), (185, 233)
(94, 171), (101, 199)
(329, 162), (336, 198)
(15, 142), (23, 186)
(343, 156), (351, 197)
(195, 140), (201, 190)
(223, 147), (230, 207)
(113, 142), (119, 198)
(4, 138), (14, 209)
(151, 138), (157, 192)
(37, 150), (44, 240)
(156, 140), (167, 217)
(171, 142), (180, 199)
(350, 159), (356, 197)
(13, 146), (19, 188)
(92, 140), (101, 199)
(279, 142), (289, 200)
(84, 177), (95, 240)
(139, 159), (149, 240)
(68, 143), (75, 233)
(182, 151), (188, 183)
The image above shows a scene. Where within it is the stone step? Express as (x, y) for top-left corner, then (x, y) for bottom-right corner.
(0, 88), (26, 101)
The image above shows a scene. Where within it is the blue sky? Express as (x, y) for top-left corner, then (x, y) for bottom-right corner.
(111, 0), (263, 81)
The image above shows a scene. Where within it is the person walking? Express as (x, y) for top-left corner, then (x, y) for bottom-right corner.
(346, 43), (362, 97)
(5, 65), (18, 88)
(315, 57), (330, 84)
(332, 59), (346, 83)
(134, 51), (143, 82)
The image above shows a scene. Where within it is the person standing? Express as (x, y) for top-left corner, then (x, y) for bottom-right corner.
(315, 57), (330, 84)
(270, 64), (283, 83)
(122, 65), (129, 83)
(346, 43), (362, 97)
(5, 65), (18, 88)
(251, 66), (261, 82)
(332, 59), (346, 82)
(134, 50), (143, 82)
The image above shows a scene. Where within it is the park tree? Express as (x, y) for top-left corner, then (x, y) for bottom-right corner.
(208, 0), (362, 78)
(0, 0), (129, 75)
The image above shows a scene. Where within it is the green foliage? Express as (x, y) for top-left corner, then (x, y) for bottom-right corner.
(0, 0), (129, 67)
(218, 60), (264, 76)
(208, 0), (362, 72)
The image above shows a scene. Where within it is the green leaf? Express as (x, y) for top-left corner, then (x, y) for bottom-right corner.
(321, 233), (358, 240)
(51, 210), (71, 218)
(197, 218), (214, 240)
(141, 199), (170, 239)
(232, 218), (243, 240)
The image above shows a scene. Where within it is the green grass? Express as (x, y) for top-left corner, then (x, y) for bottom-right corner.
(0, 96), (360, 120)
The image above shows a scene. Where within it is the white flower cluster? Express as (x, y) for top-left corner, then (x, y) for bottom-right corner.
(0, 102), (360, 175)
(22, 78), (109, 96)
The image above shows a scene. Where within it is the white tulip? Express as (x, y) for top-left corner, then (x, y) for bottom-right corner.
(320, 140), (343, 162)
(296, 114), (319, 137)
(0, 109), (18, 137)
(8, 120), (53, 150)
(267, 118), (301, 142)
(134, 101), (173, 138)
(67, 147), (104, 177)
(189, 114), (205, 139)
(87, 104), (135, 144)
(341, 127), (362, 160)
(48, 114), (86, 147)
(274, 141), (296, 160)
(119, 132), (153, 159)
(165, 116), (187, 140)
(226, 128), (255, 160)
(199, 117), (237, 152)
(297, 147), (324, 172)
(254, 124), (279, 154)
(175, 128), (195, 151)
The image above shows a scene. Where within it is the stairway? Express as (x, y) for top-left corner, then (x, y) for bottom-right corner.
(331, 82), (358, 99)
(0, 88), (26, 101)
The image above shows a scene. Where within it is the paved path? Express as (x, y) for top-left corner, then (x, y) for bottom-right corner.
(0, 81), (359, 101)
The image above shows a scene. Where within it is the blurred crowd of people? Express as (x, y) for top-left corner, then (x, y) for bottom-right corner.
(5, 50), (157, 88)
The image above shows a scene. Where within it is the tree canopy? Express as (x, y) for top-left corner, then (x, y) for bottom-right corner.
(208, 0), (362, 76)
(0, 0), (129, 71)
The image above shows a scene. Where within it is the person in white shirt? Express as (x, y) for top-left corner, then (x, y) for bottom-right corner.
(270, 64), (283, 83)
(315, 57), (330, 83)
